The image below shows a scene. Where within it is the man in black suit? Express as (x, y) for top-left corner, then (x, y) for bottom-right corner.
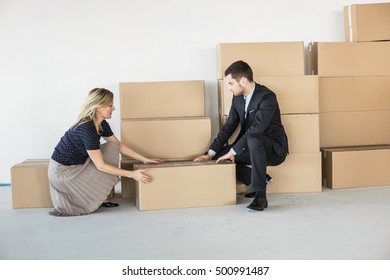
(195, 60), (288, 211)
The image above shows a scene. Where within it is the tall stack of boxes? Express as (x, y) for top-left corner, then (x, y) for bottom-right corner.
(307, 2), (390, 190)
(217, 42), (322, 194)
(119, 81), (236, 210)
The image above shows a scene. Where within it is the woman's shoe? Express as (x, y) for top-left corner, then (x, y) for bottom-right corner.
(101, 202), (119, 207)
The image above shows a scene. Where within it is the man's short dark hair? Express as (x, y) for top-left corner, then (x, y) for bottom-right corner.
(224, 60), (254, 82)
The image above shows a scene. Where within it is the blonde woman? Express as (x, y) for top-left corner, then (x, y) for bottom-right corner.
(48, 88), (163, 216)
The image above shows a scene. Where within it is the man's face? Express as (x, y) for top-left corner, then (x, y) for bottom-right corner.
(225, 74), (244, 96)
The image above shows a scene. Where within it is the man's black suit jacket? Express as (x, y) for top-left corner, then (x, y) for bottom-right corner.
(210, 83), (288, 157)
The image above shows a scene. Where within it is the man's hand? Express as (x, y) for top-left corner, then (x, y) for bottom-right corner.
(216, 152), (235, 163)
(194, 154), (212, 162)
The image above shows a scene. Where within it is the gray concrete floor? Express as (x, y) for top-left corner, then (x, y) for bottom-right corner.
(0, 184), (390, 260)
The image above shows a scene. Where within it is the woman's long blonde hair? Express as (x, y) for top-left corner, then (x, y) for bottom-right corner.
(73, 88), (114, 133)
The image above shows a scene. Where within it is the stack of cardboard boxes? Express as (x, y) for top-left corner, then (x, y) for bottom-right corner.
(119, 81), (236, 210)
(307, 2), (390, 189)
(217, 42), (322, 194)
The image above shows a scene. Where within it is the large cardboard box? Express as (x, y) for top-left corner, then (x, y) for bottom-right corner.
(344, 3), (390, 42)
(322, 145), (390, 189)
(319, 76), (390, 113)
(307, 42), (390, 76)
(236, 153), (322, 194)
(220, 114), (319, 153)
(120, 117), (211, 161)
(217, 42), (305, 79)
(134, 161), (236, 211)
(319, 110), (390, 148)
(119, 80), (205, 119)
(11, 160), (52, 208)
(218, 75), (319, 115)
(267, 152), (322, 194)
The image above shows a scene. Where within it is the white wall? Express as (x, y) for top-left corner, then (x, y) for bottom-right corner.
(0, 0), (386, 184)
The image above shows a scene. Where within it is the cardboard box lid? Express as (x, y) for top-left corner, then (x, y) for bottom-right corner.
(134, 160), (233, 169)
(322, 145), (390, 153)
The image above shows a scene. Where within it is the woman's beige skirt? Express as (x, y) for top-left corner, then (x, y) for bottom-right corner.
(48, 142), (119, 216)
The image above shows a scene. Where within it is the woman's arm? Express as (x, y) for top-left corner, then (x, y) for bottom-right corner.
(87, 148), (152, 184)
(104, 135), (163, 164)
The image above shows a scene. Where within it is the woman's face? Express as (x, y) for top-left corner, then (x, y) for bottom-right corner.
(98, 102), (115, 119)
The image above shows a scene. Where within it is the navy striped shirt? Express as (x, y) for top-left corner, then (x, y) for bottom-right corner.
(52, 120), (113, 166)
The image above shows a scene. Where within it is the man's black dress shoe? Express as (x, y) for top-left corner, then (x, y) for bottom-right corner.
(244, 174), (273, 198)
(101, 202), (119, 208)
(244, 192), (256, 198)
(247, 196), (268, 211)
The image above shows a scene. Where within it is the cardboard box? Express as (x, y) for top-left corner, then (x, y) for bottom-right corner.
(344, 3), (390, 42)
(319, 76), (390, 113)
(134, 161), (236, 211)
(11, 160), (52, 208)
(220, 114), (320, 153)
(120, 117), (211, 161)
(218, 75), (319, 115)
(322, 145), (390, 189)
(217, 42), (305, 79)
(267, 152), (322, 194)
(119, 80), (205, 119)
(120, 158), (141, 199)
(306, 42), (390, 76)
(236, 153), (322, 194)
(282, 114), (319, 153)
(319, 110), (390, 148)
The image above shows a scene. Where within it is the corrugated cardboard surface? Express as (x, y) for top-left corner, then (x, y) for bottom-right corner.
(235, 153), (322, 194)
(120, 117), (211, 161)
(217, 42), (305, 79)
(11, 161), (52, 208)
(319, 76), (390, 113)
(344, 3), (390, 42)
(267, 152), (322, 194)
(134, 161), (236, 211)
(322, 145), (390, 189)
(219, 75), (319, 115)
(282, 114), (320, 153)
(119, 80), (205, 119)
(307, 42), (390, 76)
(319, 110), (390, 148)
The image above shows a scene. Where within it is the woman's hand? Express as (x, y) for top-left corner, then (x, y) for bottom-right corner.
(131, 169), (153, 184)
(143, 158), (164, 164)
